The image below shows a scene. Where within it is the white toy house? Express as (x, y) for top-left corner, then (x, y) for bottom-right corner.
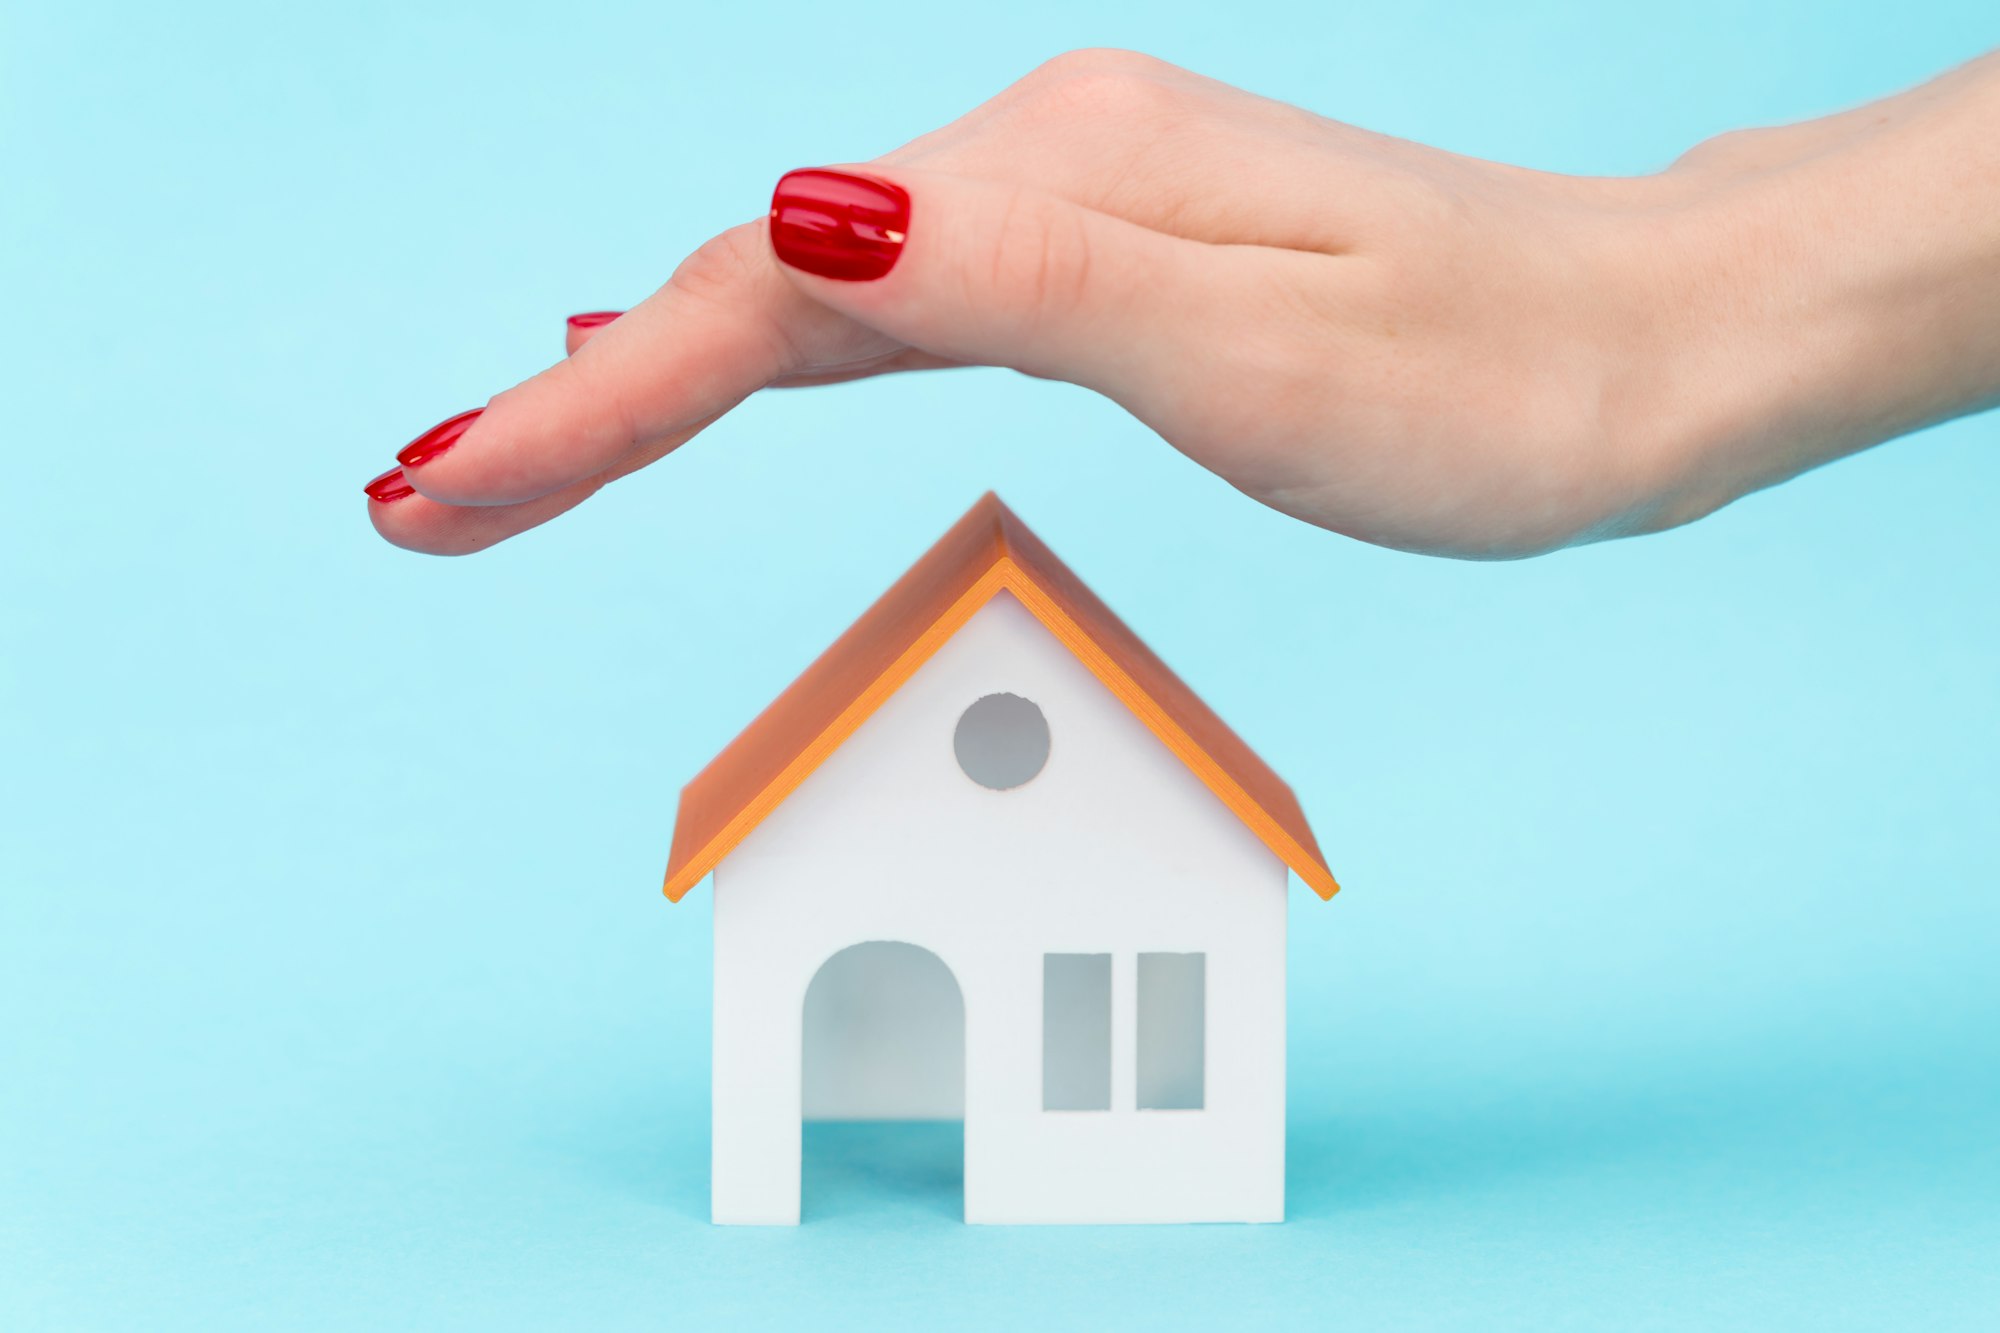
(662, 495), (1339, 1225)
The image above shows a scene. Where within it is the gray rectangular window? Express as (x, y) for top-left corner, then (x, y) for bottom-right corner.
(1042, 953), (1111, 1111)
(1137, 952), (1205, 1110)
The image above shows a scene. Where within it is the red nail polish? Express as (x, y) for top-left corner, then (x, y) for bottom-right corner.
(396, 407), (482, 469)
(364, 467), (416, 504)
(769, 169), (910, 281)
(567, 310), (623, 330)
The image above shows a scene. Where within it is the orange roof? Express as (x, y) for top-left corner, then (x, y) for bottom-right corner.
(662, 494), (1339, 902)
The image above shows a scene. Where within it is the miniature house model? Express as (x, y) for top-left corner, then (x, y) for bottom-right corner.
(662, 495), (1339, 1225)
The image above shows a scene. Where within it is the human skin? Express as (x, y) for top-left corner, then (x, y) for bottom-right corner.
(363, 48), (2000, 559)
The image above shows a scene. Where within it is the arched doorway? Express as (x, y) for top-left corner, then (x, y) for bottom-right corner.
(801, 941), (965, 1219)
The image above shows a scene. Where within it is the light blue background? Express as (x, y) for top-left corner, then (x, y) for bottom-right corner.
(4, 1), (1997, 1328)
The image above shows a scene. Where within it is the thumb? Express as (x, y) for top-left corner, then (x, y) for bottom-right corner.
(766, 165), (1230, 396)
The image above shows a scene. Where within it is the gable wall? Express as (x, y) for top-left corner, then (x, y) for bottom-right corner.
(710, 591), (1288, 1223)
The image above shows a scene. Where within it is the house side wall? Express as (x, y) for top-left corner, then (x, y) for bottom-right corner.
(711, 592), (1288, 1225)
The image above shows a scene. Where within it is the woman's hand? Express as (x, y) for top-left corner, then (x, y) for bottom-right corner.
(363, 48), (2000, 559)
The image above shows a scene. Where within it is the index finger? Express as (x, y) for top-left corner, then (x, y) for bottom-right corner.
(395, 222), (863, 508)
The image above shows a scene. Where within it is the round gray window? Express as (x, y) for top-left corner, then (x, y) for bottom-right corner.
(953, 693), (1051, 790)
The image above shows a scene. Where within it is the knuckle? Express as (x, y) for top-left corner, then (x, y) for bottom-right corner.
(1013, 48), (1179, 121)
(986, 191), (1095, 332)
(1062, 69), (1177, 122)
(669, 224), (766, 302)
(666, 222), (811, 372)
(1029, 47), (1165, 82)
(526, 349), (644, 461)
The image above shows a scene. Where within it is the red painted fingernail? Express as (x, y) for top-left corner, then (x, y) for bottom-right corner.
(364, 467), (416, 504)
(395, 407), (482, 469)
(769, 169), (910, 281)
(567, 310), (623, 330)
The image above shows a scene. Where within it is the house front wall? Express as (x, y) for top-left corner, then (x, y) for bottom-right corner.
(711, 591), (1289, 1225)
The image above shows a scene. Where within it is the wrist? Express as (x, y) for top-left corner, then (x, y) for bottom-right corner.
(1612, 78), (2000, 531)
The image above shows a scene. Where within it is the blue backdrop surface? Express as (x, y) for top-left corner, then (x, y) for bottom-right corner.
(4, 1), (1997, 1328)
